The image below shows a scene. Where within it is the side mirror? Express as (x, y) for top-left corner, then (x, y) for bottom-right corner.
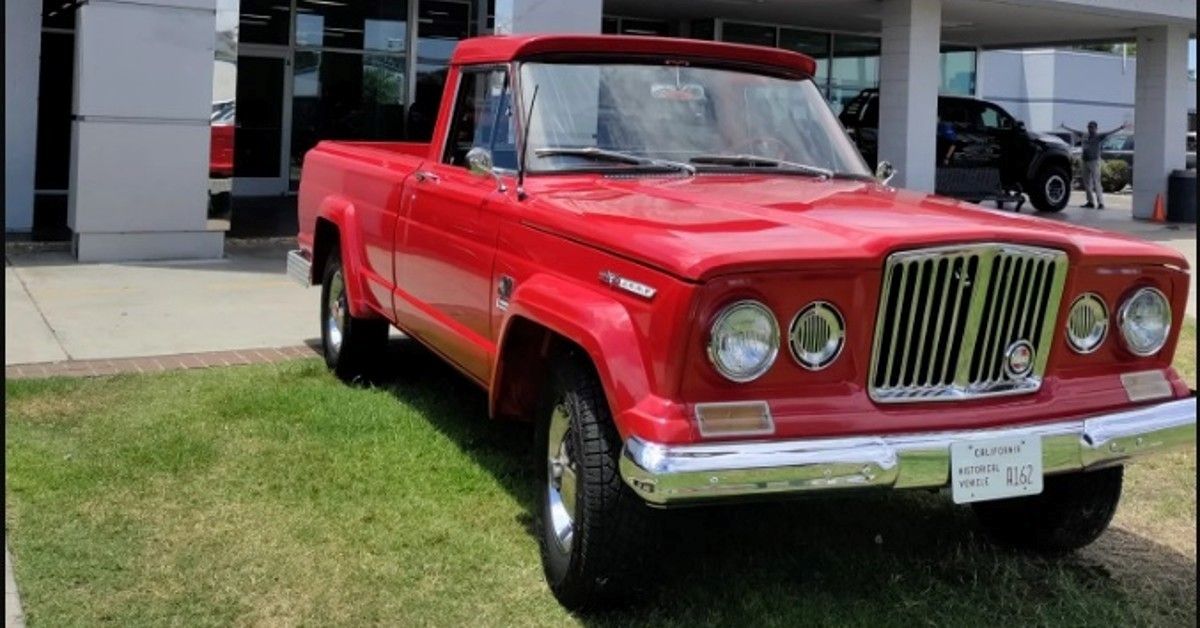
(875, 160), (896, 185)
(466, 147), (507, 192)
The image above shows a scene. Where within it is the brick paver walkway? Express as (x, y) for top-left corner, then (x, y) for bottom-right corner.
(5, 345), (320, 380)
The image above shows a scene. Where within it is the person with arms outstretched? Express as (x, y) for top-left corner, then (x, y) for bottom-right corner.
(1061, 120), (1127, 209)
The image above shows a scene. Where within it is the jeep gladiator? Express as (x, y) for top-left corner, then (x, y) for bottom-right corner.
(288, 35), (1196, 609)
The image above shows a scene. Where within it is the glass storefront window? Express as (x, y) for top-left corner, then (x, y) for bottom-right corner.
(603, 16), (670, 36)
(290, 51), (407, 178)
(691, 19), (716, 41)
(829, 34), (880, 115)
(940, 47), (976, 96)
(412, 0), (472, 140)
(293, 0), (408, 51)
(42, 0), (76, 31)
(239, 0), (289, 46)
(780, 29), (830, 96)
(722, 22), (777, 48)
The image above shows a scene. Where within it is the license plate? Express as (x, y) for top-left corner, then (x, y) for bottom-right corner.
(950, 435), (1043, 504)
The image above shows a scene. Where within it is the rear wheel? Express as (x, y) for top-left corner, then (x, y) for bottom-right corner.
(320, 245), (387, 381)
(1028, 165), (1071, 212)
(535, 352), (654, 610)
(972, 466), (1123, 554)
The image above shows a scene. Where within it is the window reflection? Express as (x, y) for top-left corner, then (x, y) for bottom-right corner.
(240, 0), (289, 46)
(290, 52), (407, 180)
(780, 29), (830, 96)
(829, 34), (880, 115)
(411, 0), (471, 140)
(940, 47), (977, 96)
(294, 0), (408, 51)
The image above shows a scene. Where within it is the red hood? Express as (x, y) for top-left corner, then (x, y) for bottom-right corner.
(518, 174), (1188, 281)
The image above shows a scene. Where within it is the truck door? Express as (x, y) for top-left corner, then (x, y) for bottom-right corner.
(975, 101), (1025, 187)
(394, 67), (513, 383)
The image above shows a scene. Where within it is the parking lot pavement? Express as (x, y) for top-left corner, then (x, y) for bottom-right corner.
(1024, 191), (1196, 318)
(5, 240), (319, 366)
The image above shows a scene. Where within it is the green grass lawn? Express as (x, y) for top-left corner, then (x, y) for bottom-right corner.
(6, 322), (1196, 627)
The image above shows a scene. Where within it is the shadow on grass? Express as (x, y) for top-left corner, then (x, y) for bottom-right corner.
(365, 336), (1195, 624)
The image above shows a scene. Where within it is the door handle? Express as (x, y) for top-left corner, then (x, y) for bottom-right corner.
(415, 171), (440, 183)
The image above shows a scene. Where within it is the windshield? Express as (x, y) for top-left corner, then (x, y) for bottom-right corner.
(518, 61), (870, 176)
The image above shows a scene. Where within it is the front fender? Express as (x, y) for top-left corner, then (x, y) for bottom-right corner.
(496, 273), (653, 439)
(317, 196), (373, 318)
(1026, 147), (1071, 183)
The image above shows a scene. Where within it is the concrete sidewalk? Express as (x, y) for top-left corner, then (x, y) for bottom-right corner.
(5, 240), (318, 366)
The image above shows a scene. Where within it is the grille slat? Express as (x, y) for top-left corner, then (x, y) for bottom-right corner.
(869, 244), (1068, 403)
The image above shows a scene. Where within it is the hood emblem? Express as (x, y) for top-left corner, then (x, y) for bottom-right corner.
(599, 271), (656, 300)
(1004, 340), (1035, 379)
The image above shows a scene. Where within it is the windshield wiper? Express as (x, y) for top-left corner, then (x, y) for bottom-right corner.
(535, 146), (696, 175)
(689, 154), (833, 180)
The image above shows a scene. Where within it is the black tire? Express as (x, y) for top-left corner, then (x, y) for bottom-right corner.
(320, 245), (388, 382)
(534, 351), (654, 610)
(972, 466), (1123, 554)
(1028, 165), (1071, 212)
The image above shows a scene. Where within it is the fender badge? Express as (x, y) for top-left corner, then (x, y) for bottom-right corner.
(1003, 340), (1035, 379)
(495, 275), (514, 311)
(599, 271), (656, 300)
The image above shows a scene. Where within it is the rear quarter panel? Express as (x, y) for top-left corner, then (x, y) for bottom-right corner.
(297, 141), (429, 316)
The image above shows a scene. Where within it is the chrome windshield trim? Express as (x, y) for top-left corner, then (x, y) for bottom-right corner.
(620, 395), (1196, 506)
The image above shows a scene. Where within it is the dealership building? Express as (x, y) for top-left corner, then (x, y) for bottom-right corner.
(4, 0), (1196, 261)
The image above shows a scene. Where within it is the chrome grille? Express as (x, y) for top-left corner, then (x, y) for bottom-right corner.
(869, 244), (1068, 402)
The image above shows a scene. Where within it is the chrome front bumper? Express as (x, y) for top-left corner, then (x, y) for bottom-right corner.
(620, 395), (1196, 506)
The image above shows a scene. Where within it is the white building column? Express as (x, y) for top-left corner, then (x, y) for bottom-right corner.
(1132, 24), (1190, 220)
(494, 0), (602, 34)
(878, 0), (942, 192)
(5, 0), (42, 233)
(69, 0), (222, 262)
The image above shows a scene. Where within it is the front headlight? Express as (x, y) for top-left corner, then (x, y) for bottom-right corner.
(707, 300), (780, 382)
(1117, 287), (1171, 356)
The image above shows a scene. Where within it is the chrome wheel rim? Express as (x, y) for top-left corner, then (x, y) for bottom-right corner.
(546, 403), (577, 554)
(1045, 175), (1066, 206)
(326, 269), (346, 358)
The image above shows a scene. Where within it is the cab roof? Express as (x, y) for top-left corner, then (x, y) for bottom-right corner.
(450, 34), (817, 77)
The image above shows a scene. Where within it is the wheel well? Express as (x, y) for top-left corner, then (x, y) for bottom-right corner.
(311, 218), (339, 285)
(492, 317), (587, 422)
(1032, 154), (1071, 181)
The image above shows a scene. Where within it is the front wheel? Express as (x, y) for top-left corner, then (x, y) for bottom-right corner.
(972, 466), (1123, 554)
(320, 246), (388, 381)
(1028, 165), (1071, 212)
(535, 352), (654, 610)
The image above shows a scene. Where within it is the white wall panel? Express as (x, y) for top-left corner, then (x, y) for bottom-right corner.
(75, 1), (214, 121)
(71, 120), (210, 232)
(5, 0), (42, 232)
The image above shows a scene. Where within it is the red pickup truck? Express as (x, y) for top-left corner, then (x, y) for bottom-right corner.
(289, 35), (1195, 609)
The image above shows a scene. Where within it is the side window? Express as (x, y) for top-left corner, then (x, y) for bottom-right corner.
(979, 103), (1013, 130)
(442, 68), (517, 169)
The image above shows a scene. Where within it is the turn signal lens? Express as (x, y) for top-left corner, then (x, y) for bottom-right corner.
(695, 401), (774, 436)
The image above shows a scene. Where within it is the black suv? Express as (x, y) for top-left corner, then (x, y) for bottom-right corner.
(839, 89), (1074, 212)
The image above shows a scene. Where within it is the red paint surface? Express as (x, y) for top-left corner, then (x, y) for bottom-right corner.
(296, 35), (1192, 446)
